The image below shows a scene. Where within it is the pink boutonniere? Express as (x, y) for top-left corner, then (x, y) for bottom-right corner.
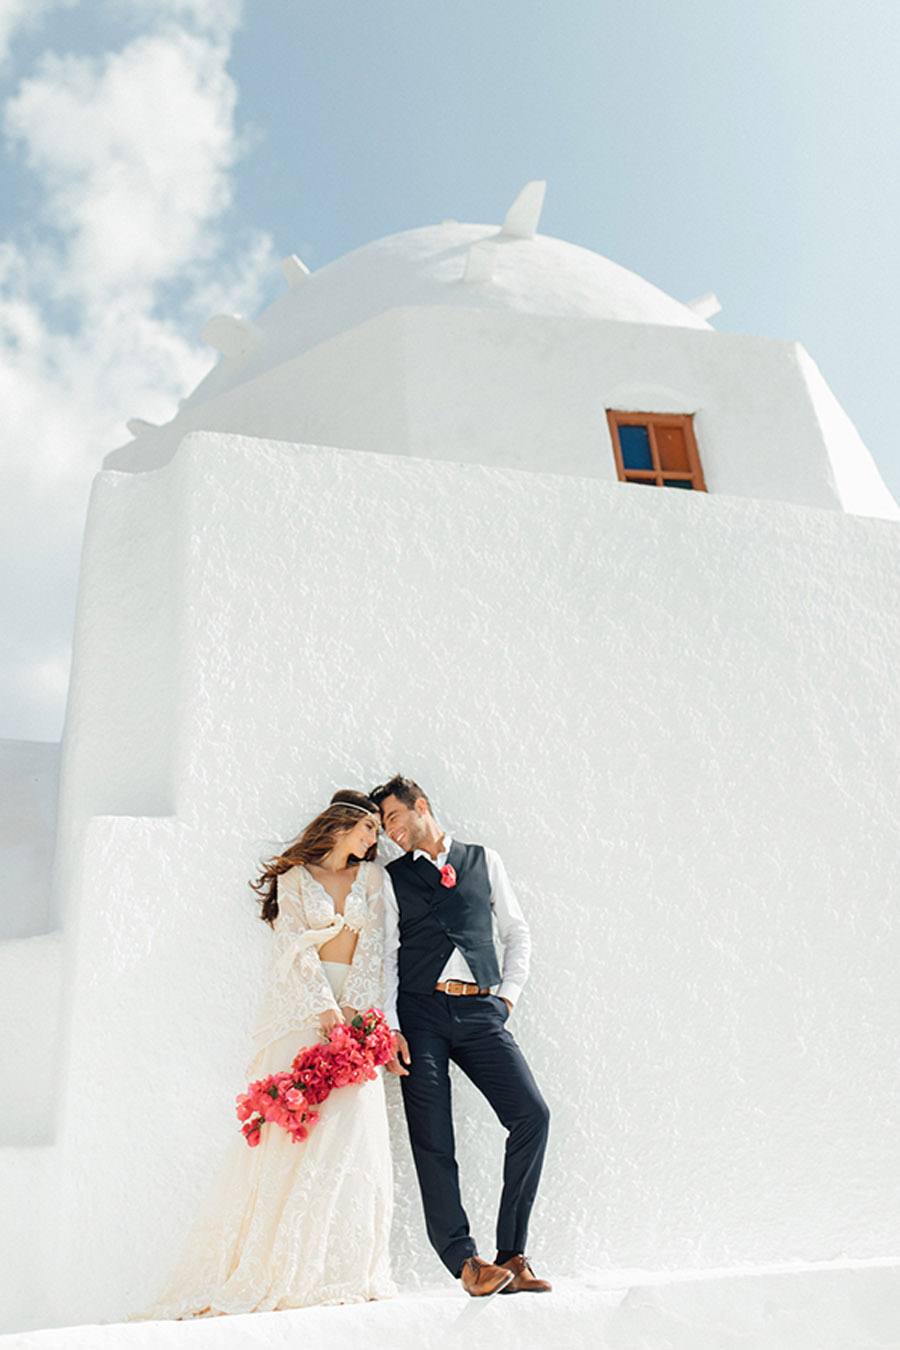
(439, 864), (457, 888)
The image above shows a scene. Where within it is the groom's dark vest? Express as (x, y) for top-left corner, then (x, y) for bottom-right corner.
(387, 841), (502, 993)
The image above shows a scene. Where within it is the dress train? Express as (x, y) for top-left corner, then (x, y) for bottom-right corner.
(133, 960), (396, 1319)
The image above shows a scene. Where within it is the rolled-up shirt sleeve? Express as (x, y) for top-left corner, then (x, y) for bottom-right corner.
(381, 867), (401, 1029)
(485, 847), (531, 1007)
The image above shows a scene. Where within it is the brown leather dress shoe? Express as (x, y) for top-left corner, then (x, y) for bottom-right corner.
(497, 1254), (552, 1293)
(459, 1255), (515, 1297)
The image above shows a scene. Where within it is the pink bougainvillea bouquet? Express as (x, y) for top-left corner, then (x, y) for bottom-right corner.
(235, 1008), (394, 1148)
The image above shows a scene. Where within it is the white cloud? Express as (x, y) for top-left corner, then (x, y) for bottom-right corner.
(6, 33), (240, 297)
(0, 0), (76, 66)
(0, 1), (276, 740)
(118, 0), (243, 40)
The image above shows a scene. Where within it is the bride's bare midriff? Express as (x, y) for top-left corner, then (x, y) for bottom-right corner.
(318, 928), (359, 964)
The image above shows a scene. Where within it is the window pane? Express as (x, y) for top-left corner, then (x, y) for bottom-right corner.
(618, 424), (653, 471)
(626, 475), (658, 486)
(656, 425), (690, 472)
(662, 478), (693, 489)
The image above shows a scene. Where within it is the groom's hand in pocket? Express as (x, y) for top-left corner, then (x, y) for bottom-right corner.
(386, 1031), (411, 1076)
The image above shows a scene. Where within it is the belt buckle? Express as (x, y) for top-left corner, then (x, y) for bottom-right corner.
(447, 979), (463, 996)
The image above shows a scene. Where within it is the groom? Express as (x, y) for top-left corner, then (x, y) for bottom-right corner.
(369, 775), (551, 1298)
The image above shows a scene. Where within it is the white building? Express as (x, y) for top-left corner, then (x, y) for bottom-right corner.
(3, 183), (900, 1338)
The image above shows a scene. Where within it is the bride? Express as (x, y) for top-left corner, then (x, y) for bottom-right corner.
(135, 789), (397, 1319)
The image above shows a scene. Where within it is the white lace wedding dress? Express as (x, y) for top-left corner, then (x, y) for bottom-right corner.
(134, 860), (396, 1319)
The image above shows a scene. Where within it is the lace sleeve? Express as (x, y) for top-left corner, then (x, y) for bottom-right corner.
(247, 867), (342, 1064)
(340, 863), (386, 1014)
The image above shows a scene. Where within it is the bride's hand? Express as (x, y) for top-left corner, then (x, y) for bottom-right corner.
(318, 1008), (343, 1037)
(340, 1004), (359, 1023)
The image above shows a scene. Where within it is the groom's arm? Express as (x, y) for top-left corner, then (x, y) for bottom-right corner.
(380, 869), (411, 1076)
(380, 868), (401, 1031)
(485, 848), (531, 1010)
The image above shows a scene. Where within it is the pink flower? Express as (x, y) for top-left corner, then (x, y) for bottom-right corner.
(236, 1008), (394, 1147)
(242, 1119), (262, 1147)
(440, 864), (457, 888)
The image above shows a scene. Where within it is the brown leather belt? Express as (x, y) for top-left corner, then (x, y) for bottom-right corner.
(435, 979), (491, 996)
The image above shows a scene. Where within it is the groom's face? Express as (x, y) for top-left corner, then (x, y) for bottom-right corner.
(379, 794), (428, 853)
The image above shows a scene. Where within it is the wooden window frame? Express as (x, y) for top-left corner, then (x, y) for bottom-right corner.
(606, 410), (707, 492)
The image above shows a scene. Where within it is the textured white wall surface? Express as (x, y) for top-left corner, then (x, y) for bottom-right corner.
(0, 743), (62, 1332)
(0, 739), (60, 937)
(0, 936), (61, 1330)
(18, 433), (900, 1331)
(0, 932), (62, 1143)
(0, 1143), (53, 1333)
(104, 304), (898, 522)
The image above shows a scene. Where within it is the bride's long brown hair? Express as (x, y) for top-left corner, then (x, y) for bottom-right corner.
(250, 789), (379, 927)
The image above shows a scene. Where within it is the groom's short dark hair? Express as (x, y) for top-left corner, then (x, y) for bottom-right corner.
(370, 775), (431, 812)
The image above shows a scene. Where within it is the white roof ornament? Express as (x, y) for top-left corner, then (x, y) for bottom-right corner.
(463, 239), (497, 284)
(686, 292), (722, 320)
(281, 254), (311, 287)
(200, 314), (261, 359)
(126, 418), (161, 438)
(464, 179), (547, 282)
(500, 180), (547, 239)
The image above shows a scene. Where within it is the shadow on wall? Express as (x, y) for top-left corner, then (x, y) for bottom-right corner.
(0, 738), (60, 939)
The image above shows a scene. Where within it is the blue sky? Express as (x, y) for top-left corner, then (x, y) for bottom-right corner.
(2, 0), (899, 741)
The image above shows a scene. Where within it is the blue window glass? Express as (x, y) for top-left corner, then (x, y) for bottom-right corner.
(662, 478), (693, 490)
(618, 424), (653, 471)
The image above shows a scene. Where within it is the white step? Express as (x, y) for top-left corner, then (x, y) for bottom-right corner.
(4, 1263), (900, 1349)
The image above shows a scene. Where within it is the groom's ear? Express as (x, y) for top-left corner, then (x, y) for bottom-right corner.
(414, 797), (430, 816)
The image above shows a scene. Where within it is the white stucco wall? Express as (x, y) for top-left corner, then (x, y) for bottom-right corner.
(106, 314), (410, 475)
(0, 1144), (54, 1333)
(56, 468), (182, 828)
(0, 742), (63, 1333)
(103, 308), (898, 522)
(795, 346), (900, 519)
(31, 432), (900, 1331)
(0, 932), (63, 1144)
(399, 308), (897, 517)
(0, 934), (61, 1331)
(180, 220), (711, 414)
(0, 739), (60, 938)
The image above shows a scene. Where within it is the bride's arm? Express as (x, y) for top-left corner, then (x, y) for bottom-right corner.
(245, 868), (344, 1074)
(340, 863), (385, 1016)
(271, 867), (343, 1025)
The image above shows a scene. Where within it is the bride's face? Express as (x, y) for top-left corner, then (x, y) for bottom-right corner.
(343, 813), (379, 859)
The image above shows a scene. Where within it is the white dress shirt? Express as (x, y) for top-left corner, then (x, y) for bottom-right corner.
(381, 831), (531, 1029)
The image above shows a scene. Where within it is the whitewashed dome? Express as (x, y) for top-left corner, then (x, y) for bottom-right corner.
(185, 185), (712, 411)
